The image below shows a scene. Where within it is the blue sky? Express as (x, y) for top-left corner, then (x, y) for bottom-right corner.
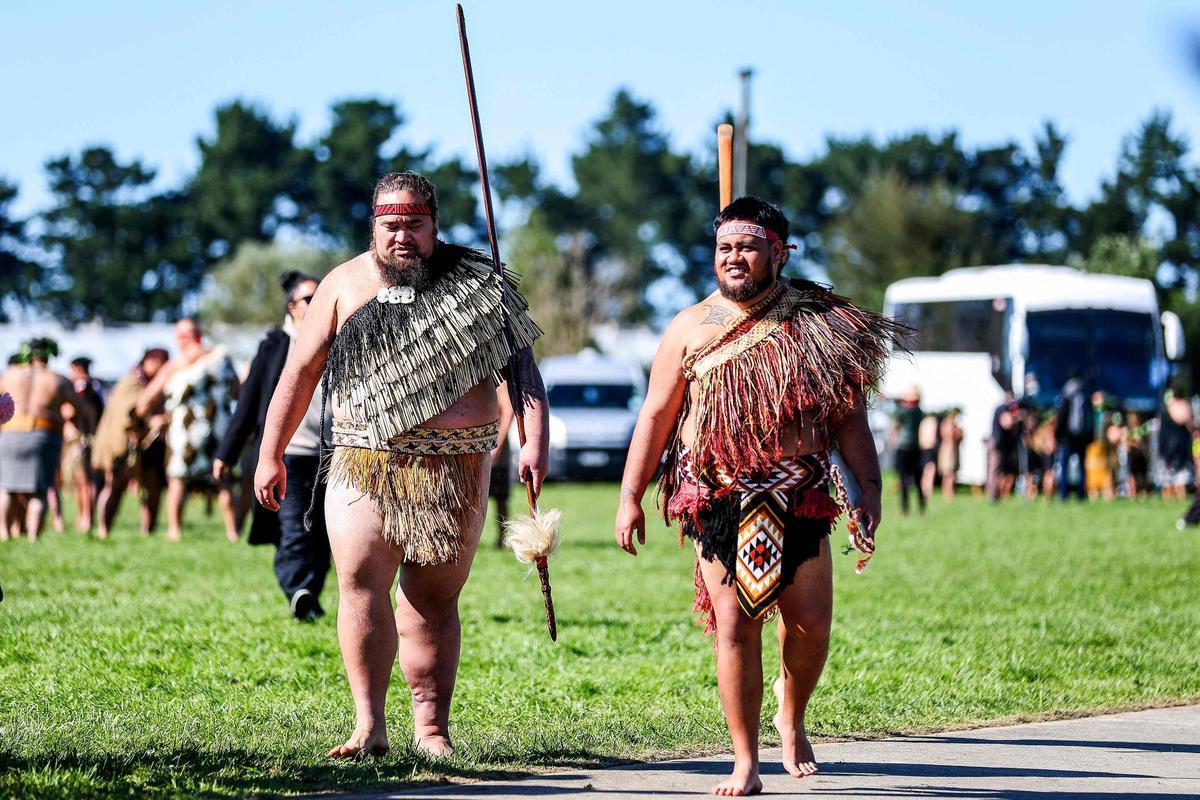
(3, 1), (1200, 218)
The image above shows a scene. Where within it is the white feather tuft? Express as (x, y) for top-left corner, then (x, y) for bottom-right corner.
(503, 507), (563, 564)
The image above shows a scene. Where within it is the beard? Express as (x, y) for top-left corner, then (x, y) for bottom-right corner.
(371, 233), (436, 291)
(717, 271), (774, 302)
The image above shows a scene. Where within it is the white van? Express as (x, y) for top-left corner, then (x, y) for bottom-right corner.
(533, 350), (646, 480)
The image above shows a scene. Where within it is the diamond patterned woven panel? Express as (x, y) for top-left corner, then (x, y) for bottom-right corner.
(735, 496), (787, 618)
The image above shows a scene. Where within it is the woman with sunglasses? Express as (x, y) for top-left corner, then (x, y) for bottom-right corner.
(214, 270), (331, 621)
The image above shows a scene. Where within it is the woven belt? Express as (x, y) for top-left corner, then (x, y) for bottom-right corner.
(1, 414), (62, 434)
(331, 418), (499, 455)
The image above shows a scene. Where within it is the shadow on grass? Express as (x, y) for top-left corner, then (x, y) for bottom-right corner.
(0, 746), (627, 799)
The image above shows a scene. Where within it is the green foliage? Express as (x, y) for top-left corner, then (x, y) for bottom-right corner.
(37, 147), (204, 323)
(1084, 234), (1160, 282)
(826, 172), (977, 309)
(567, 89), (700, 320)
(419, 156), (481, 241)
(311, 98), (406, 248)
(197, 241), (348, 326)
(188, 101), (312, 253)
(507, 212), (595, 358)
(1080, 111), (1200, 288)
(1, 486), (1198, 798)
(0, 177), (35, 321)
(7, 92), (1200, 340)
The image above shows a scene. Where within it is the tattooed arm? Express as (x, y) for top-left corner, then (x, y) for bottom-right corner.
(502, 346), (550, 495)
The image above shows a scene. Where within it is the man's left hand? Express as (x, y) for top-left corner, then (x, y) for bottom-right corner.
(856, 490), (882, 539)
(518, 440), (548, 497)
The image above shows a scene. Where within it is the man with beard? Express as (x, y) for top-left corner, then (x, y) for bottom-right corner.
(615, 197), (902, 796)
(255, 171), (547, 759)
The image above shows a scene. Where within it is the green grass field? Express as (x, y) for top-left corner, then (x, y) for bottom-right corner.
(2, 483), (1198, 799)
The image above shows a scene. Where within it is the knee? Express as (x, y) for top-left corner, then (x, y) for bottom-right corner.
(397, 589), (460, 628)
(336, 565), (389, 599)
(714, 609), (761, 650)
(781, 608), (831, 643)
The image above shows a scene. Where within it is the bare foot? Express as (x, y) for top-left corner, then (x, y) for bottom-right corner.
(711, 763), (762, 796)
(225, 529), (239, 543)
(328, 728), (390, 759)
(414, 734), (454, 758)
(772, 677), (818, 778)
(166, 528), (182, 542)
(96, 528), (109, 540)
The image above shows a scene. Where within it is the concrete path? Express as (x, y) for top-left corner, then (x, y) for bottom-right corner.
(351, 705), (1200, 799)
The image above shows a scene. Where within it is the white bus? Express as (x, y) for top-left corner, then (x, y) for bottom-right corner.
(881, 265), (1183, 485)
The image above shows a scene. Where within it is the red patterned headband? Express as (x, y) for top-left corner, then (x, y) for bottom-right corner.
(374, 203), (433, 217)
(716, 221), (797, 249)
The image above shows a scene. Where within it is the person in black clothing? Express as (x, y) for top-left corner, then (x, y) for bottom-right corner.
(988, 392), (1021, 501)
(890, 385), (926, 515)
(1159, 388), (1194, 503)
(214, 271), (331, 621)
(1055, 374), (1092, 501)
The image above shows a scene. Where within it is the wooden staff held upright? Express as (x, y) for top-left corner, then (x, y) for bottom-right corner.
(456, 4), (561, 641)
(718, 123), (734, 210)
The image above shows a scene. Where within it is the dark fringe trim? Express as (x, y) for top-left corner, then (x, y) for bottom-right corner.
(680, 481), (835, 640)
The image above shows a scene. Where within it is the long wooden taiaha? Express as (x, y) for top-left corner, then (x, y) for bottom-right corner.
(456, 3), (557, 641)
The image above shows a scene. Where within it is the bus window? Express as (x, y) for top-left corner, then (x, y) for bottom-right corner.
(893, 299), (1009, 355)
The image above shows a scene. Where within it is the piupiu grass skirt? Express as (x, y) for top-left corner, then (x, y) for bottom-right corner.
(327, 420), (498, 565)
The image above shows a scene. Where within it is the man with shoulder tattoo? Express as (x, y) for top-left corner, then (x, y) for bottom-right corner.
(615, 197), (903, 796)
(256, 171), (548, 759)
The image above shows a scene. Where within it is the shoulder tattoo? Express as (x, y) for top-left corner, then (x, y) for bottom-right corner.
(700, 304), (734, 326)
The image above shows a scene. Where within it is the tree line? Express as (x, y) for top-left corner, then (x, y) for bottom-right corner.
(2, 90), (1199, 372)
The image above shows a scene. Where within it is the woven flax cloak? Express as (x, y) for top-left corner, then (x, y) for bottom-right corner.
(324, 243), (542, 447)
(663, 278), (908, 502)
(317, 243), (542, 564)
(660, 279), (908, 624)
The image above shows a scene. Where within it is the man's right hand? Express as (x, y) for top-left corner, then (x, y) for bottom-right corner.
(255, 457), (286, 512)
(212, 458), (229, 482)
(614, 495), (646, 556)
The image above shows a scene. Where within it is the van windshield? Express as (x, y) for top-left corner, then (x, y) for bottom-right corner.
(547, 383), (636, 409)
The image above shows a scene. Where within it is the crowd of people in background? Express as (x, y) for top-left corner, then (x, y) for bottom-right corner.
(889, 373), (1200, 517)
(0, 274), (349, 621)
(8, 291), (1198, 603)
(0, 265), (522, 620)
(0, 323), (240, 543)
